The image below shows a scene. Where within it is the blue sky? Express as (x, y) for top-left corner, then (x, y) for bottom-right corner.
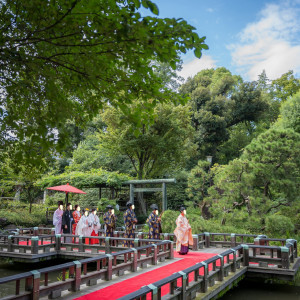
(149, 0), (300, 81)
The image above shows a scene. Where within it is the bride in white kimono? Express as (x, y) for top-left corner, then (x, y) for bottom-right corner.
(75, 209), (92, 237)
(88, 208), (101, 244)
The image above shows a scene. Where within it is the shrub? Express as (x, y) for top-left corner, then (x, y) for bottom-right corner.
(265, 215), (295, 237)
(161, 210), (178, 233)
(0, 210), (47, 227)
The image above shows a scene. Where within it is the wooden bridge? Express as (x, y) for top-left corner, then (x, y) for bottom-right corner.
(0, 227), (299, 299)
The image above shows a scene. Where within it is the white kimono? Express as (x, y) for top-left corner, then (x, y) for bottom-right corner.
(53, 208), (63, 234)
(75, 215), (92, 236)
(88, 213), (101, 234)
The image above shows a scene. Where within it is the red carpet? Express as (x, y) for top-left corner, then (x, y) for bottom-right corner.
(75, 251), (218, 300)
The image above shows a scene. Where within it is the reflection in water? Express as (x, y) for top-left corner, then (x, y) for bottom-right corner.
(221, 279), (300, 300)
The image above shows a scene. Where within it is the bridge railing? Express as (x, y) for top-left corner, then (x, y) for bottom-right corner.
(242, 241), (297, 269)
(57, 234), (172, 255)
(0, 235), (56, 254)
(0, 240), (174, 300)
(118, 245), (244, 300)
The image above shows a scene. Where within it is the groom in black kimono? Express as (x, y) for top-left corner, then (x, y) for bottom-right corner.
(62, 203), (74, 243)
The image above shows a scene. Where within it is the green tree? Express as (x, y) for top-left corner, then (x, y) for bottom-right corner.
(278, 91), (300, 133)
(271, 70), (300, 102)
(209, 128), (300, 230)
(99, 102), (197, 213)
(68, 134), (133, 174)
(186, 160), (211, 216)
(180, 67), (268, 162)
(0, 0), (208, 167)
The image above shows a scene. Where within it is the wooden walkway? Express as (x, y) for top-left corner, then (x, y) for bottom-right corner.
(0, 228), (299, 299)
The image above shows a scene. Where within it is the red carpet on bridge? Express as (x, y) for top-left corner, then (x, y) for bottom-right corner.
(75, 251), (218, 300)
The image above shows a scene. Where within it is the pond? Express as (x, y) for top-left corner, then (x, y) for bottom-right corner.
(0, 259), (72, 298)
(220, 279), (300, 300)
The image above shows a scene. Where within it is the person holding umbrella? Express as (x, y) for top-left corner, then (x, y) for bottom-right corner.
(103, 205), (117, 237)
(62, 203), (74, 243)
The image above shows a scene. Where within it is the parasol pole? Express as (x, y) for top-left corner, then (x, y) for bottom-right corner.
(65, 192), (69, 207)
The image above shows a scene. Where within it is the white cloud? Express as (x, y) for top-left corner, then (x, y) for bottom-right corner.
(229, 1), (300, 80)
(178, 55), (217, 80)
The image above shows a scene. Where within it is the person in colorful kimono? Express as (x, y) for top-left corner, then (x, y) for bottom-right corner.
(146, 204), (161, 240)
(76, 209), (92, 244)
(103, 205), (117, 237)
(88, 208), (101, 244)
(62, 203), (74, 243)
(53, 201), (64, 234)
(72, 204), (81, 235)
(174, 206), (193, 255)
(123, 201), (137, 247)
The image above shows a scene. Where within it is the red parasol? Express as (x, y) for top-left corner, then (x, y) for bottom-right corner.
(47, 183), (86, 206)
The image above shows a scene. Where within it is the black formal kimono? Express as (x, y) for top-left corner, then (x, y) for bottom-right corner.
(62, 209), (74, 234)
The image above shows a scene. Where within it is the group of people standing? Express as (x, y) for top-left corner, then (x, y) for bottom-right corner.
(53, 200), (193, 255)
(52, 201), (116, 244)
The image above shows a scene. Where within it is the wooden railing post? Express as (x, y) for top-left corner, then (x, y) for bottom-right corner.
(134, 238), (139, 248)
(254, 237), (260, 255)
(231, 234), (236, 247)
(78, 235), (84, 252)
(31, 270), (40, 300)
(204, 232), (210, 248)
(105, 237), (111, 254)
(31, 237), (39, 254)
(231, 249), (237, 272)
(55, 234), (61, 251)
(280, 246), (290, 269)
(169, 241), (174, 259)
(201, 263), (208, 293)
(217, 254), (224, 281)
(242, 244), (249, 266)
(131, 248), (138, 271)
(256, 235), (267, 255)
(286, 239), (296, 262)
(178, 271), (187, 298)
(106, 254), (113, 280)
(152, 245), (158, 265)
(33, 227), (38, 237)
(71, 261), (81, 292)
(51, 228), (55, 236)
(8, 235), (13, 252)
(192, 234), (199, 251)
(147, 284), (158, 300)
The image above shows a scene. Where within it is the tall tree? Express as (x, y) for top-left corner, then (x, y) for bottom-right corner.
(99, 102), (197, 213)
(180, 68), (268, 163)
(271, 71), (300, 102)
(0, 0), (208, 167)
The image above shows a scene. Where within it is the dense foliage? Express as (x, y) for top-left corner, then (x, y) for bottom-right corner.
(1, 1), (300, 239)
(1, 0), (208, 168)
